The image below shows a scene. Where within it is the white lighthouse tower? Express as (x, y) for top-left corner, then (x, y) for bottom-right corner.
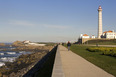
(98, 6), (103, 38)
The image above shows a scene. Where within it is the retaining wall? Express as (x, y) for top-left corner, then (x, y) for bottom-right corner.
(52, 45), (65, 77)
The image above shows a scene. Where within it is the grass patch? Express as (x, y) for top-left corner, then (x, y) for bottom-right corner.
(65, 44), (116, 76)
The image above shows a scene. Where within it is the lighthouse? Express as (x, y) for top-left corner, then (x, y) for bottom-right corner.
(98, 6), (102, 38)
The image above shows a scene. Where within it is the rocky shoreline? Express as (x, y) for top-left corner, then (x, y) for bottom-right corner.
(0, 45), (54, 77)
(12, 45), (53, 52)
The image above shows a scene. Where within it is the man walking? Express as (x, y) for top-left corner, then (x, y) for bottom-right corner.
(67, 41), (71, 51)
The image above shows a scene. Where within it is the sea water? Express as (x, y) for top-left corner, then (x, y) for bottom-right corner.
(0, 45), (31, 67)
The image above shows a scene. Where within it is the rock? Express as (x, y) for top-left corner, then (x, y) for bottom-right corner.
(9, 72), (15, 77)
(0, 45), (54, 77)
(0, 72), (2, 77)
(0, 43), (5, 46)
(2, 75), (8, 77)
(12, 41), (24, 46)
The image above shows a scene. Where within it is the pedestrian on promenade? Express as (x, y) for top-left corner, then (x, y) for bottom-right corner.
(67, 41), (71, 51)
(62, 43), (64, 46)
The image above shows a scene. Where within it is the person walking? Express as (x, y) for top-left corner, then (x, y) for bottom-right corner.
(67, 41), (71, 51)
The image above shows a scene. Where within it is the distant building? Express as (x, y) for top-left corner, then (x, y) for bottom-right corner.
(102, 30), (116, 39)
(23, 40), (46, 46)
(78, 6), (116, 44)
(23, 40), (31, 44)
(80, 34), (90, 38)
(91, 35), (95, 38)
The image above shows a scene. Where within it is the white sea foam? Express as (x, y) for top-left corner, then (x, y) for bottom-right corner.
(0, 53), (4, 55)
(0, 51), (31, 67)
(6, 52), (16, 54)
(1, 57), (7, 60)
(0, 57), (16, 62)
(19, 51), (25, 53)
(0, 62), (5, 67)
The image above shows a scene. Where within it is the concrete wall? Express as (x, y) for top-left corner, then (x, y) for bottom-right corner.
(80, 38), (116, 44)
(52, 45), (65, 77)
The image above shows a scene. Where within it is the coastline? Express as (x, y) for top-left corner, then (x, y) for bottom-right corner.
(0, 45), (54, 77)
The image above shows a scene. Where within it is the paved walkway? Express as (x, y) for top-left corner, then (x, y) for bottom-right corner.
(59, 45), (114, 77)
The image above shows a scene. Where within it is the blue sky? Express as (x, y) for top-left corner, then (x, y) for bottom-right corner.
(0, 0), (116, 42)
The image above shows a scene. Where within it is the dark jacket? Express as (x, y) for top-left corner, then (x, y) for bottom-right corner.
(67, 43), (71, 46)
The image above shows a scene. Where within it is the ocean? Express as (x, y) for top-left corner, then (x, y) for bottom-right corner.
(0, 45), (31, 67)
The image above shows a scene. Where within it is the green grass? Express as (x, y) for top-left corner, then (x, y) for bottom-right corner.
(65, 44), (116, 77)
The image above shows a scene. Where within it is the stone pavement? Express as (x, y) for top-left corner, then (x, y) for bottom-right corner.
(58, 45), (114, 77)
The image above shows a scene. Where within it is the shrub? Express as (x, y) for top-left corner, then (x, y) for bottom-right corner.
(87, 47), (116, 57)
(86, 47), (101, 52)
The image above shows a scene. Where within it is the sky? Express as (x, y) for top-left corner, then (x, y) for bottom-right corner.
(0, 0), (116, 42)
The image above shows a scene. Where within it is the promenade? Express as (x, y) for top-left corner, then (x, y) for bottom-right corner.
(53, 45), (114, 77)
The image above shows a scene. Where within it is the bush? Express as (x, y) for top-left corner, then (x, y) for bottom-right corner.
(102, 50), (116, 57)
(87, 47), (116, 57)
(86, 47), (101, 52)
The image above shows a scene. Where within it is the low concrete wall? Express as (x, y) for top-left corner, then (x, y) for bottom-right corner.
(81, 38), (116, 44)
(52, 45), (65, 77)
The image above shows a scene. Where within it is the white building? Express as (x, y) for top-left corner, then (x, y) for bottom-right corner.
(91, 35), (95, 38)
(102, 30), (116, 39)
(23, 40), (46, 46)
(23, 40), (31, 44)
(78, 6), (116, 41)
(80, 34), (90, 38)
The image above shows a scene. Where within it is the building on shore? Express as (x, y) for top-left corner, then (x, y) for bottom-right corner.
(102, 30), (116, 39)
(23, 40), (46, 46)
(78, 6), (116, 44)
(91, 35), (95, 39)
(80, 34), (95, 39)
(80, 34), (90, 39)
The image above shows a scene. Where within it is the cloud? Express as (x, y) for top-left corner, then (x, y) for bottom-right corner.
(9, 20), (36, 26)
(43, 24), (70, 29)
(8, 20), (71, 30)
